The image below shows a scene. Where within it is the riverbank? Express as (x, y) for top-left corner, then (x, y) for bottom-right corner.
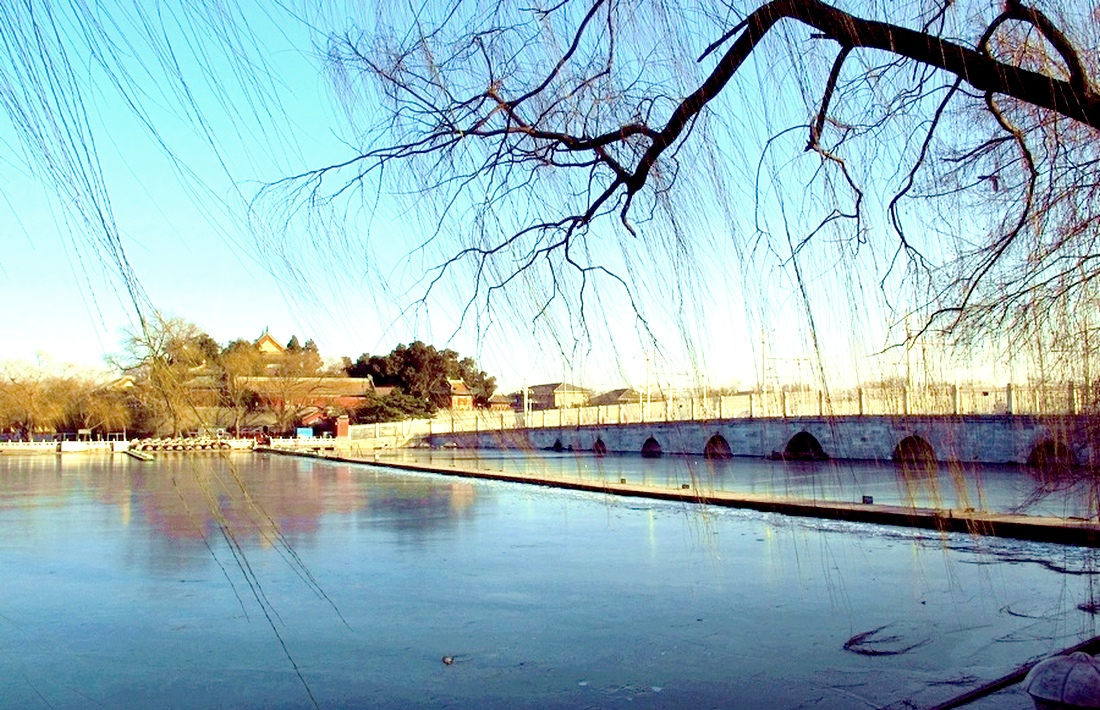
(258, 446), (1100, 548)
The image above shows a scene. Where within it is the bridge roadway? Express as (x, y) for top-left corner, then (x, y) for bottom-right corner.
(418, 413), (1095, 467)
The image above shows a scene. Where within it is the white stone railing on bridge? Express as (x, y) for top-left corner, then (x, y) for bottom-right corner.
(345, 382), (1094, 443)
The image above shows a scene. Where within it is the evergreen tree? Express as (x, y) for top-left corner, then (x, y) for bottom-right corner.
(347, 341), (496, 413)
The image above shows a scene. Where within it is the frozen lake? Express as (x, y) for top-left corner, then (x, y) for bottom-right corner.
(1, 452), (1098, 708)
(384, 448), (1100, 519)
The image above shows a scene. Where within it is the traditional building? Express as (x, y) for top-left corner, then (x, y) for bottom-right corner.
(253, 332), (285, 355)
(448, 378), (474, 410)
(240, 376), (378, 411)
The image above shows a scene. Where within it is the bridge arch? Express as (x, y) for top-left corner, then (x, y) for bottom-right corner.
(641, 437), (662, 458)
(1028, 439), (1077, 470)
(892, 435), (936, 463)
(593, 438), (608, 456)
(704, 434), (732, 459)
(784, 431), (828, 461)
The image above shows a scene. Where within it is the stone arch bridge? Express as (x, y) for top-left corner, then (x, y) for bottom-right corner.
(419, 414), (1095, 466)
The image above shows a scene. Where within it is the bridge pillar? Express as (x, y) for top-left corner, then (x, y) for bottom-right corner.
(781, 391), (788, 418)
(858, 387), (864, 416)
(951, 384), (959, 415)
(1006, 383), (1013, 415)
(903, 386), (910, 416)
(1070, 382), (1078, 415)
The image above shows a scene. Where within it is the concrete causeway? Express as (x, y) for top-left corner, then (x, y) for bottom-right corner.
(261, 447), (1100, 548)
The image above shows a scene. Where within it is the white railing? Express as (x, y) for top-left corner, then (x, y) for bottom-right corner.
(0, 441), (59, 452)
(269, 437), (336, 449)
(346, 382), (1095, 442)
(59, 441), (115, 453)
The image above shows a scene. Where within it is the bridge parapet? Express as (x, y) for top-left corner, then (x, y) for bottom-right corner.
(348, 383), (1088, 439)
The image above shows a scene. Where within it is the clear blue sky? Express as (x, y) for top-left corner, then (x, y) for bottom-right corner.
(0, 0), (755, 391)
(0, 2), (419, 371)
(2, 20), (265, 337)
(0, 1), (1007, 392)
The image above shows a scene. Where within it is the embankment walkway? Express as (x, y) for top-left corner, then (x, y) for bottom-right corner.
(258, 447), (1100, 548)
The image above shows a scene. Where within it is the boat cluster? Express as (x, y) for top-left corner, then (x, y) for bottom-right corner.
(129, 437), (248, 452)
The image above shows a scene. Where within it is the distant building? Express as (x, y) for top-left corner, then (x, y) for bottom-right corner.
(526, 383), (590, 410)
(108, 375), (137, 390)
(589, 388), (644, 406)
(253, 332), (285, 355)
(240, 376), (378, 411)
(448, 378), (473, 410)
(299, 409), (329, 428)
(183, 369), (224, 406)
(487, 393), (513, 412)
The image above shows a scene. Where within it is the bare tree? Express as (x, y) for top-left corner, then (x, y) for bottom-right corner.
(0, 361), (69, 440)
(220, 339), (265, 437)
(252, 344), (327, 435)
(64, 379), (133, 436)
(115, 313), (218, 436)
(257, 0), (1099, 363)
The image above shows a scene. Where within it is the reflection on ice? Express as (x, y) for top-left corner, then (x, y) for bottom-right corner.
(387, 448), (1100, 519)
(0, 454), (483, 548)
